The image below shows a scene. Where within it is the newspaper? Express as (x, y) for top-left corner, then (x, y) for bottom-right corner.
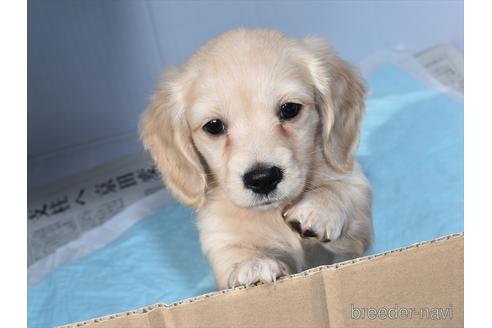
(358, 43), (463, 101)
(416, 44), (464, 95)
(27, 152), (164, 266)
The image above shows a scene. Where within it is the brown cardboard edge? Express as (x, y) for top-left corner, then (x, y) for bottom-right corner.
(59, 232), (464, 328)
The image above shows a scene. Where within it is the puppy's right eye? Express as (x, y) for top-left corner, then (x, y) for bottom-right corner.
(279, 102), (302, 120)
(203, 119), (226, 135)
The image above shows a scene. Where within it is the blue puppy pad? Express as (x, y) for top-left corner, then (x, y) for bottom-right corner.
(28, 63), (463, 328)
(28, 204), (215, 328)
(358, 64), (463, 254)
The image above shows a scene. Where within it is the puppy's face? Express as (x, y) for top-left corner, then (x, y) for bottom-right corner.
(187, 50), (319, 209)
(141, 29), (365, 210)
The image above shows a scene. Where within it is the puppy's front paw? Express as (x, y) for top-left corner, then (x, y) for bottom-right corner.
(283, 197), (345, 243)
(228, 257), (289, 288)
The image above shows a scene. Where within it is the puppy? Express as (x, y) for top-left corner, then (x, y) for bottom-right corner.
(140, 29), (373, 290)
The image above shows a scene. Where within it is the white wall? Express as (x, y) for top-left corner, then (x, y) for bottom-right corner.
(28, 0), (463, 189)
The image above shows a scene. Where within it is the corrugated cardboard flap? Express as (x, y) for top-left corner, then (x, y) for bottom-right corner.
(61, 233), (463, 328)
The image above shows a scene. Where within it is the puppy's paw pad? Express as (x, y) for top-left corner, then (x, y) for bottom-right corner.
(301, 229), (318, 238)
(228, 258), (288, 288)
(288, 219), (302, 234)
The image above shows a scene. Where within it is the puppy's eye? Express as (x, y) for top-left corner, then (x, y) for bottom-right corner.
(279, 102), (302, 120)
(203, 119), (226, 135)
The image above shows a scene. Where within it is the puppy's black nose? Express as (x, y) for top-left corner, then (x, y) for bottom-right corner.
(243, 165), (283, 195)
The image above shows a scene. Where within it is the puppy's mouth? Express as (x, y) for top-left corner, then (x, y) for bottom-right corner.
(253, 201), (280, 211)
(249, 194), (287, 210)
(256, 199), (276, 208)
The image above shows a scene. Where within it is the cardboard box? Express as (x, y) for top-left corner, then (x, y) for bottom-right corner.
(61, 233), (463, 328)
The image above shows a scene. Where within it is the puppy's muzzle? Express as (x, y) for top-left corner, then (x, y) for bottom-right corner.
(242, 164), (283, 195)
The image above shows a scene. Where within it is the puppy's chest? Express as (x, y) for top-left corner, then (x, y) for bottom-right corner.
(199, 205), (300, 245)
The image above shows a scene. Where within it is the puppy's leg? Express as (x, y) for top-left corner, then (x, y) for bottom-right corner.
(198, 212), (303, 289)
(227, 252), (291, 288)
(203, 244), (294, 289)
(283, 164), (373, 261)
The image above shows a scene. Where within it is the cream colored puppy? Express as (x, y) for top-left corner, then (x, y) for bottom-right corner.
(140, 29), (373, 290)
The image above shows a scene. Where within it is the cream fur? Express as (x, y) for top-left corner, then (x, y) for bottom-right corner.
(140, 29), (373, 289)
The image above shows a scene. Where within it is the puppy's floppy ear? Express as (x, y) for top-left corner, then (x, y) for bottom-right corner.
(140, 69), (206, 209)
(301, 37), (366, 172)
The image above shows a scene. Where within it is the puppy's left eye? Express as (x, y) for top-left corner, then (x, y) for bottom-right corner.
(203, 119), (226, 135)
(279, 102), (302, 120)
